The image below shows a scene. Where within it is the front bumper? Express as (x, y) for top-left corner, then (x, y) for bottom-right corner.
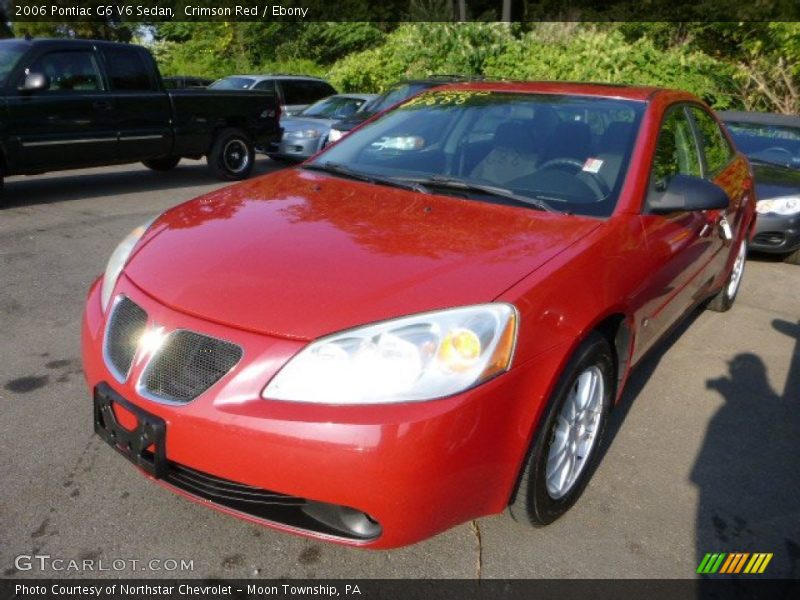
(82, 275), (559, 548)
(751, 212), (800, 255)
(273, 136), (324, 161)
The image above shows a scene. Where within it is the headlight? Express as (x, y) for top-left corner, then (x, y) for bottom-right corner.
(327, 128), (344, 143)
(263, 304), (518, 404)
(756, 196), (800, 216)
(100, 218), (155, 312)
(286, 129), (322, 140)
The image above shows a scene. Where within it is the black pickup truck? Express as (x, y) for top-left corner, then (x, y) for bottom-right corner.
(0, 38), (282, 194)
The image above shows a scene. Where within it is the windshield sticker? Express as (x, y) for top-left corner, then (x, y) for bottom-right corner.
(582, 158), (604, 173)
(404, 90), (491, 109)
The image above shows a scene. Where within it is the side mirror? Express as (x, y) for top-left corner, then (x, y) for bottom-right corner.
(19, 72), (48, 92)
(648, 174), (730, 214)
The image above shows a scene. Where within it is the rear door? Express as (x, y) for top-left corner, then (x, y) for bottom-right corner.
(5, 44), (117, 170)
(100, 45), (172, 161)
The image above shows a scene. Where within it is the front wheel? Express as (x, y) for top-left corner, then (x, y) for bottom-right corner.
(142, 156), (180, 171)
(207, 128), (255, 181)
(708, 239), (747, 312)
(509, 332), (613, 526)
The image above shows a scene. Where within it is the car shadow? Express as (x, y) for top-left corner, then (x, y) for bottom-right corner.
(2, 158), (286, 208)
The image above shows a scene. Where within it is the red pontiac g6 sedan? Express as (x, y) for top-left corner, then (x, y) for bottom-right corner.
(82, 82), (755, 548)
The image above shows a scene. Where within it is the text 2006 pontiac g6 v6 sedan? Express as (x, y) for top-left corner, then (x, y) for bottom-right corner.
(82, 82), (755, 548)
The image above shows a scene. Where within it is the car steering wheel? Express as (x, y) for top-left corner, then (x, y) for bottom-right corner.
(535, 157), (611, 200)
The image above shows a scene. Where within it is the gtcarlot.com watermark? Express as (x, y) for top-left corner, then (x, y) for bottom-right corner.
(13, 554), (194, 572)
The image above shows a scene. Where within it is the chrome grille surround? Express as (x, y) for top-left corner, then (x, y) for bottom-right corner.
(103, 295), (148, 382)
(137, 330), (243, 404)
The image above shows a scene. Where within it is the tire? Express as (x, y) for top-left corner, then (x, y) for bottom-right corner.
(707, 238), (747, 312)
(783, 247), (800, 265)
(142, 156), (180, 171)
(509, 332), (614, 526)
(207, 128), (255, 181)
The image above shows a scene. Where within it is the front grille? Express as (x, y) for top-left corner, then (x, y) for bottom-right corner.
(141, 331), (242, 403)
(104, 296), (148, 381)
(753, 231), (786, 247)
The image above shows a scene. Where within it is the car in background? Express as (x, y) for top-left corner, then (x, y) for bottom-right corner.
(162, 75), (213, 89)
(84, 82), (754, 548)
(270, 93), (377, 162)
(326, 76), (469, 145)
(209, 75), (337, 117)
(720, 110), (800, 264)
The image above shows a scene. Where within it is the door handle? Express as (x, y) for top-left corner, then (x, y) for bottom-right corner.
(92, 100), (113, 110)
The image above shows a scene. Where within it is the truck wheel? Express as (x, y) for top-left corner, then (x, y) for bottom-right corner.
(783, 247), (800, 265)
(207, 128), (254, 181)
(142, 157), (181, 171)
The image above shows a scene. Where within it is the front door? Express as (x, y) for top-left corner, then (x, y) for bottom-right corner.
(633, 104), (727, 361)
(6, 47), (117, 171)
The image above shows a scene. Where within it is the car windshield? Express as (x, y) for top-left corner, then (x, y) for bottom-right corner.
(0, 42), (27, 85)
(310, 90), (644, 217)
(301, 96), (368, 119)
(724, 121), (800, 169)
(209, 77), (256, 90)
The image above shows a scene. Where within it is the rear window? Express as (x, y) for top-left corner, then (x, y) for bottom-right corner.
(281, 80), (335, 105)
(102, 47), (155, 91)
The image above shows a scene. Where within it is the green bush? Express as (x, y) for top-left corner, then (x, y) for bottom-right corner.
(484, 28), (738, 109)
(328, 23), (516, 92)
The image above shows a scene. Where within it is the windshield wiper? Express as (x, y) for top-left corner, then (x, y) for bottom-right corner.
(401, 175), (560, 213)
(302, 162), (430, 193)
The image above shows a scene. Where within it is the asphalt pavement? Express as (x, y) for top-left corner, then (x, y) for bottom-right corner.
(1, 160), (798, 579)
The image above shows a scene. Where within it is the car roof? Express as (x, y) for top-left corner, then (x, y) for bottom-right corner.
(719, 110), (800, 128)
(418, 80), (673, 102)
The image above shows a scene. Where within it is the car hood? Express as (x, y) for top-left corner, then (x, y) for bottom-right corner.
(280, 116), (337, 132)
(125, 169), (600, 340)
(752, 160), (800, 200)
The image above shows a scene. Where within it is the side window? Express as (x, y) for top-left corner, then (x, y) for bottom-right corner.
(253, 79), (276, 93)
(102, 47), (154, 92)
(650, 107), (702, 192)
(24, 51), (102, 92)
(689, 107), (735, 175)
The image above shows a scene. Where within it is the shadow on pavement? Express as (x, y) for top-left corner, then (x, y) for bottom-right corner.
(2, 158), (286, 208)
(692, 318), (800, 579)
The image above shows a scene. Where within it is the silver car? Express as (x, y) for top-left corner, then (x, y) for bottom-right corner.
(271, 93), (377, 162)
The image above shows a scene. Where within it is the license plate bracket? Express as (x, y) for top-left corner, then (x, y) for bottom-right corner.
(94, 382), (167, 479)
